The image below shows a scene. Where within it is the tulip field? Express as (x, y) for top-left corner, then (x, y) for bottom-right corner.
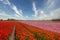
(0, 21), (60, 40)
(0, 21), (15, 40)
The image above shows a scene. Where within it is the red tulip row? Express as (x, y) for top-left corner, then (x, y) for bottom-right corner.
(0, 21), (14, 40)
(16, 22), (35, 40)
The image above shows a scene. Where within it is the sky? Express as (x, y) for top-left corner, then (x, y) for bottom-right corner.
(0, 0), (60, 20)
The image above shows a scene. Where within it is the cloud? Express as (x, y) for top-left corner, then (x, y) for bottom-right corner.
(50, 8), (60, 19)
(32, 1), (50, 20)
(11, 5), (23, 17)
(0, 0), (26, 20)
(0, 10), (24, 20)
(46, 0), (56, 10)
(0, 0), (11, 5)
(0, 11), (10, 16)
(32, 2), (38, 17)
(0, 0), (3, 1)
(0, 11), (11, 20)
(38, 14), (49, 20)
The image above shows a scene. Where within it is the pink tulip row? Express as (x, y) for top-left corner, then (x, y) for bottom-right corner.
(21, 21), (60, 33)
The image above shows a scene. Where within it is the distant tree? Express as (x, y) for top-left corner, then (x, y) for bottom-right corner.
(0, 19), (3, 21)
(52, 19), (60, 21)
(8, 19), (10, 21)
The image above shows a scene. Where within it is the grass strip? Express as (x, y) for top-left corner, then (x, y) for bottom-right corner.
(8, 24), (16, 40)
(25, 36), (30, 40)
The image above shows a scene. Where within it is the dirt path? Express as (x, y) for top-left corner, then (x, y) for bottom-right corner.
(8, 24), (16, 40)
